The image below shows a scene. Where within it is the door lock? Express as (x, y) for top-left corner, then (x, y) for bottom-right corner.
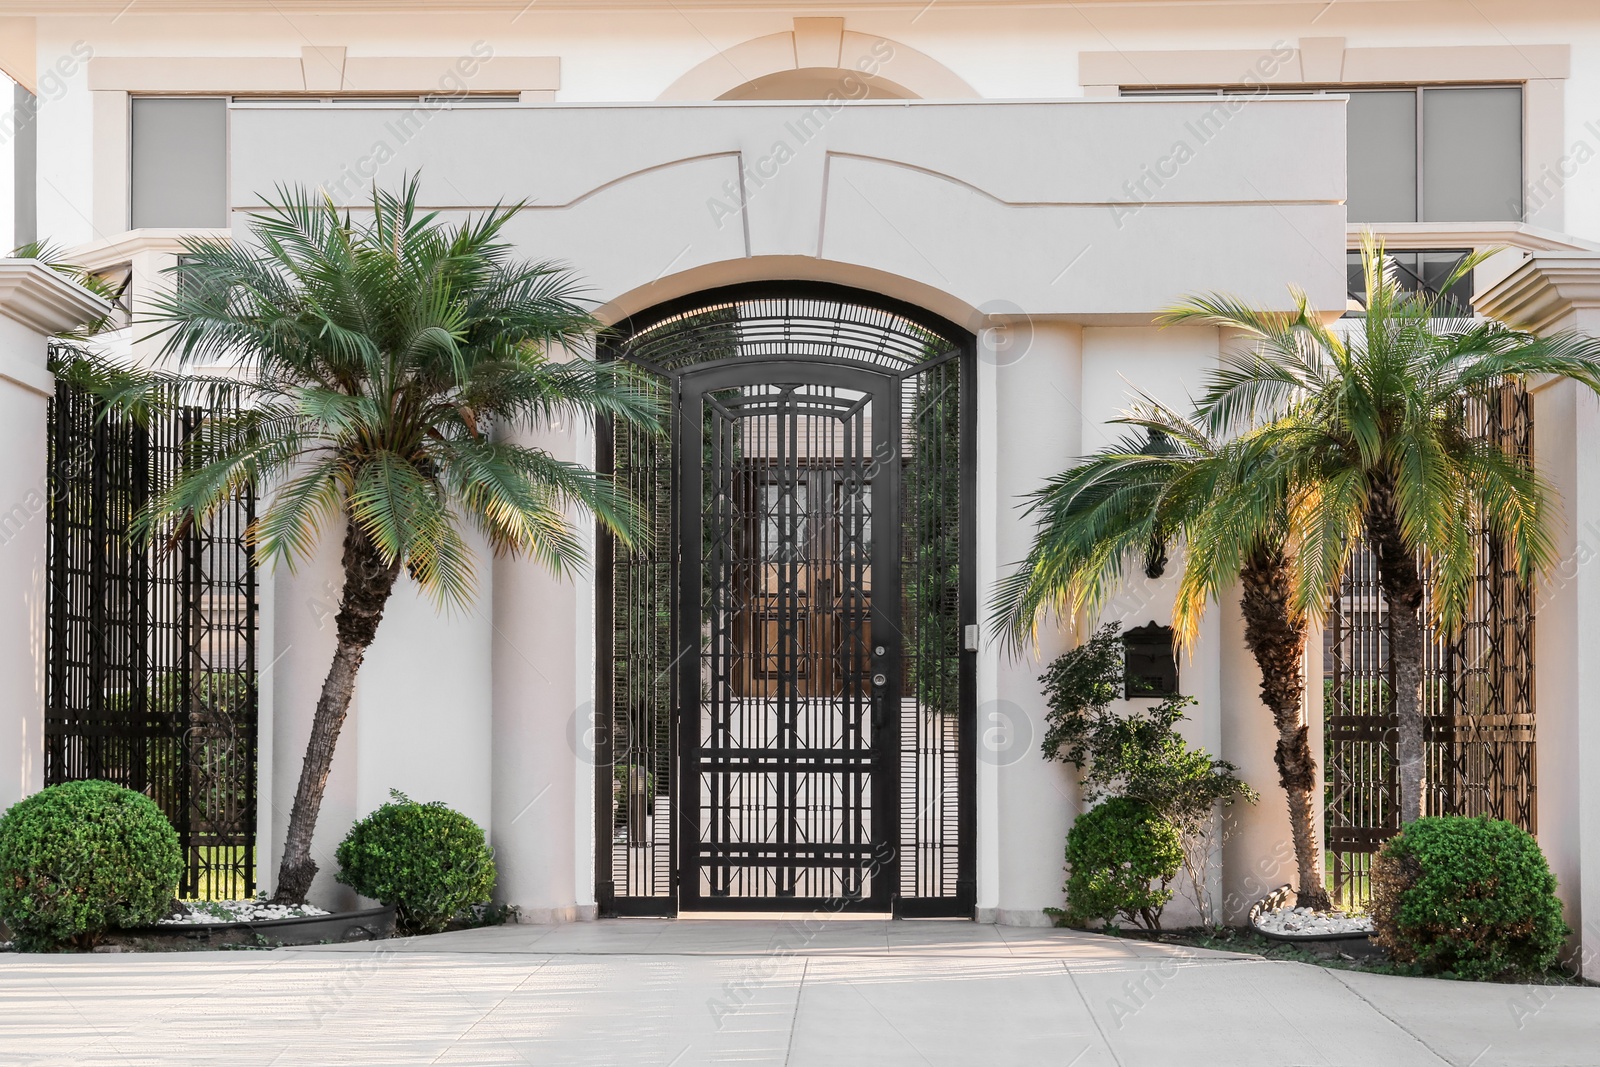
(872, 672), (888, 687)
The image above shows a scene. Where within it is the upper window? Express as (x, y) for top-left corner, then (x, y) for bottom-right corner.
(1348, 87), (1522, 224)
(131, 97), (228, 229)
(1345, 248), (1473, 316)
(1123, 84), (1524, 225)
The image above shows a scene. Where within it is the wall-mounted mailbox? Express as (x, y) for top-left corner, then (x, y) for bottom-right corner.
(1123, 621), (1179, 697)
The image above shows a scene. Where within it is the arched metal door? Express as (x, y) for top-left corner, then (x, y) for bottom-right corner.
(596, 283), (973, 917)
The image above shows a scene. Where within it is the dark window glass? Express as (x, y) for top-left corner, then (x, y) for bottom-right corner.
(1345, 248), (1473, 315)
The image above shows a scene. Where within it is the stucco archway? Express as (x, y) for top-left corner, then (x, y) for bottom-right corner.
(658, 20), (978, 102)
(594, 279), (977, 917)
(595, 256), (987, 339)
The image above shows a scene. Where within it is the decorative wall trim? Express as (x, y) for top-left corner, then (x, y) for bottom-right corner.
(659, 20), (977, 100)
(87, 50), (559, 94)
(1475, 253), (1600, 335)
(1350, 223), (1600, 254)
(0, 16), (36, 93)
(1080, 40), (1571, 89)
(67, 228), (232, 272)
(0, 260), (112, 338)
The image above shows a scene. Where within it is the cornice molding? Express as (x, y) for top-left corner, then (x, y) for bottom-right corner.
(1474, 253), (1600, 334)
(1348, 223), (1600, 254)
(88, 52), (558, 94)
(66, 228), (232, 272)
(0, 260), (115, 337)
(1082, 41), (1571, 88)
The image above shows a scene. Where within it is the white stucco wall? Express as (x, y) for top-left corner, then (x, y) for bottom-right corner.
(986, 320), (1082, 924)
(0, 311), (49, 815)
(0, 262), (108, 823)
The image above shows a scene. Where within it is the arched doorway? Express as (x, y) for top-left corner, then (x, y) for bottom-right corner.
(596, 282), (975, 917)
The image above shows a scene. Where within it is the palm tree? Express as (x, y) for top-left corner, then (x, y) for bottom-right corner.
(1168, 235), (1600, 825)
(127, 178), (660, 902)
(992, 401), (1333, 909)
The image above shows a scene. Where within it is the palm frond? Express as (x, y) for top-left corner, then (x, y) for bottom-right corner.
(125, 174), (650, 607)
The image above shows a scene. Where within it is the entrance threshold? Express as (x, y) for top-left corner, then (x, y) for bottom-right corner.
(679, 911), (894, 922)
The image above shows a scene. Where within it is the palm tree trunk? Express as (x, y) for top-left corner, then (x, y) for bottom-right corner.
(273, 525), (402, 904)
(1238, 550), (1332, 911)
(1365, 480), (1428, 826)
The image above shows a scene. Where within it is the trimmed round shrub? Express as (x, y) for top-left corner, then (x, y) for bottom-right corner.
(1062, 796), (1181, 930)
(0, 780), (182, 951)
(1371, 815), (1568, 980)
(336, 791), (496, 935)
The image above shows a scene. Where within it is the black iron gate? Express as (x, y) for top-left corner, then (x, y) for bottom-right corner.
(46, 374), (258, 900)
(597, 284), (974, 916)
(1324, 382), (1535, 906)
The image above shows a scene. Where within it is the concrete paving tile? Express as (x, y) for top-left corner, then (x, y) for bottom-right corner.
(649, 918), (866, 954)
(993, 925), (1148, 961)
(284, 923), (559, 954)
(885, 919), (1013, 957)
(6, 921), (1599, 1066)
(1329, 969), (1600, 1067)
(651, 918), (894, 957)
(484, 917), (672, 954)
(787, 955), (1116, 1067)
(1, 954), (542, 1067)
(432, 952), (803, 1065)
(1073, 958), (1452, 1066)
(0, 952), (292, 1056)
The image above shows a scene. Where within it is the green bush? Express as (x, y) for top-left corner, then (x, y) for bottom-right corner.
(1061, 797), (1181, 931)
(336, 791), (497, 935)
(1371, 816), (1568, 980)
(0, 780), (182, 951)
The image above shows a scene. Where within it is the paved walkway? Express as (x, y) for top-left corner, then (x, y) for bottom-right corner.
(1, 919), (1595, 1066)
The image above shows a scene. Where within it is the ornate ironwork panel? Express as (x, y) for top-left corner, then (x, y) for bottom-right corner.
(46, 376), (258, 900)
(597, 283), (973, 916)
(1324, 382), (1535, 907)
(680, 367), (893, 907)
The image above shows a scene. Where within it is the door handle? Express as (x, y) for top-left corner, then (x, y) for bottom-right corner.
(871, 671), (888, 728)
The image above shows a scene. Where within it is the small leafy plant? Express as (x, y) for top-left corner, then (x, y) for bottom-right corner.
(1371, 816), (1567, 980)
(336, 790), (497, 935)
(0, 780), (183, 951)
(1060, 797), (1182, 930)
(1041, 623), (1255, 923)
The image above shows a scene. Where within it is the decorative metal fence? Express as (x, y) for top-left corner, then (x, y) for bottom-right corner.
(45, 373), (258, 900)
(1323, 383), (1535, 906)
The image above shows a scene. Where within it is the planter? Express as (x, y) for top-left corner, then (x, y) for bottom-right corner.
(124, 904), (396, 948)
(1249, 884), (1379, 952)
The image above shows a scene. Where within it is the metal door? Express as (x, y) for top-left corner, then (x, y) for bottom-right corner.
(677, 361), (898, 909)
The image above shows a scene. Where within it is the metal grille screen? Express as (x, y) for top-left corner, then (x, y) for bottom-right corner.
(1323, 382), (1535, 906)
(46, 376), (258, 900)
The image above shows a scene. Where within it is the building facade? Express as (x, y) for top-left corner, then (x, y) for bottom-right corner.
(1, 0), (1599, 974)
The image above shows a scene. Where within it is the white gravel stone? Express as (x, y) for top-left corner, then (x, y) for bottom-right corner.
(157, 899), (330, 926)
(1253, 906), (1373, 937)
